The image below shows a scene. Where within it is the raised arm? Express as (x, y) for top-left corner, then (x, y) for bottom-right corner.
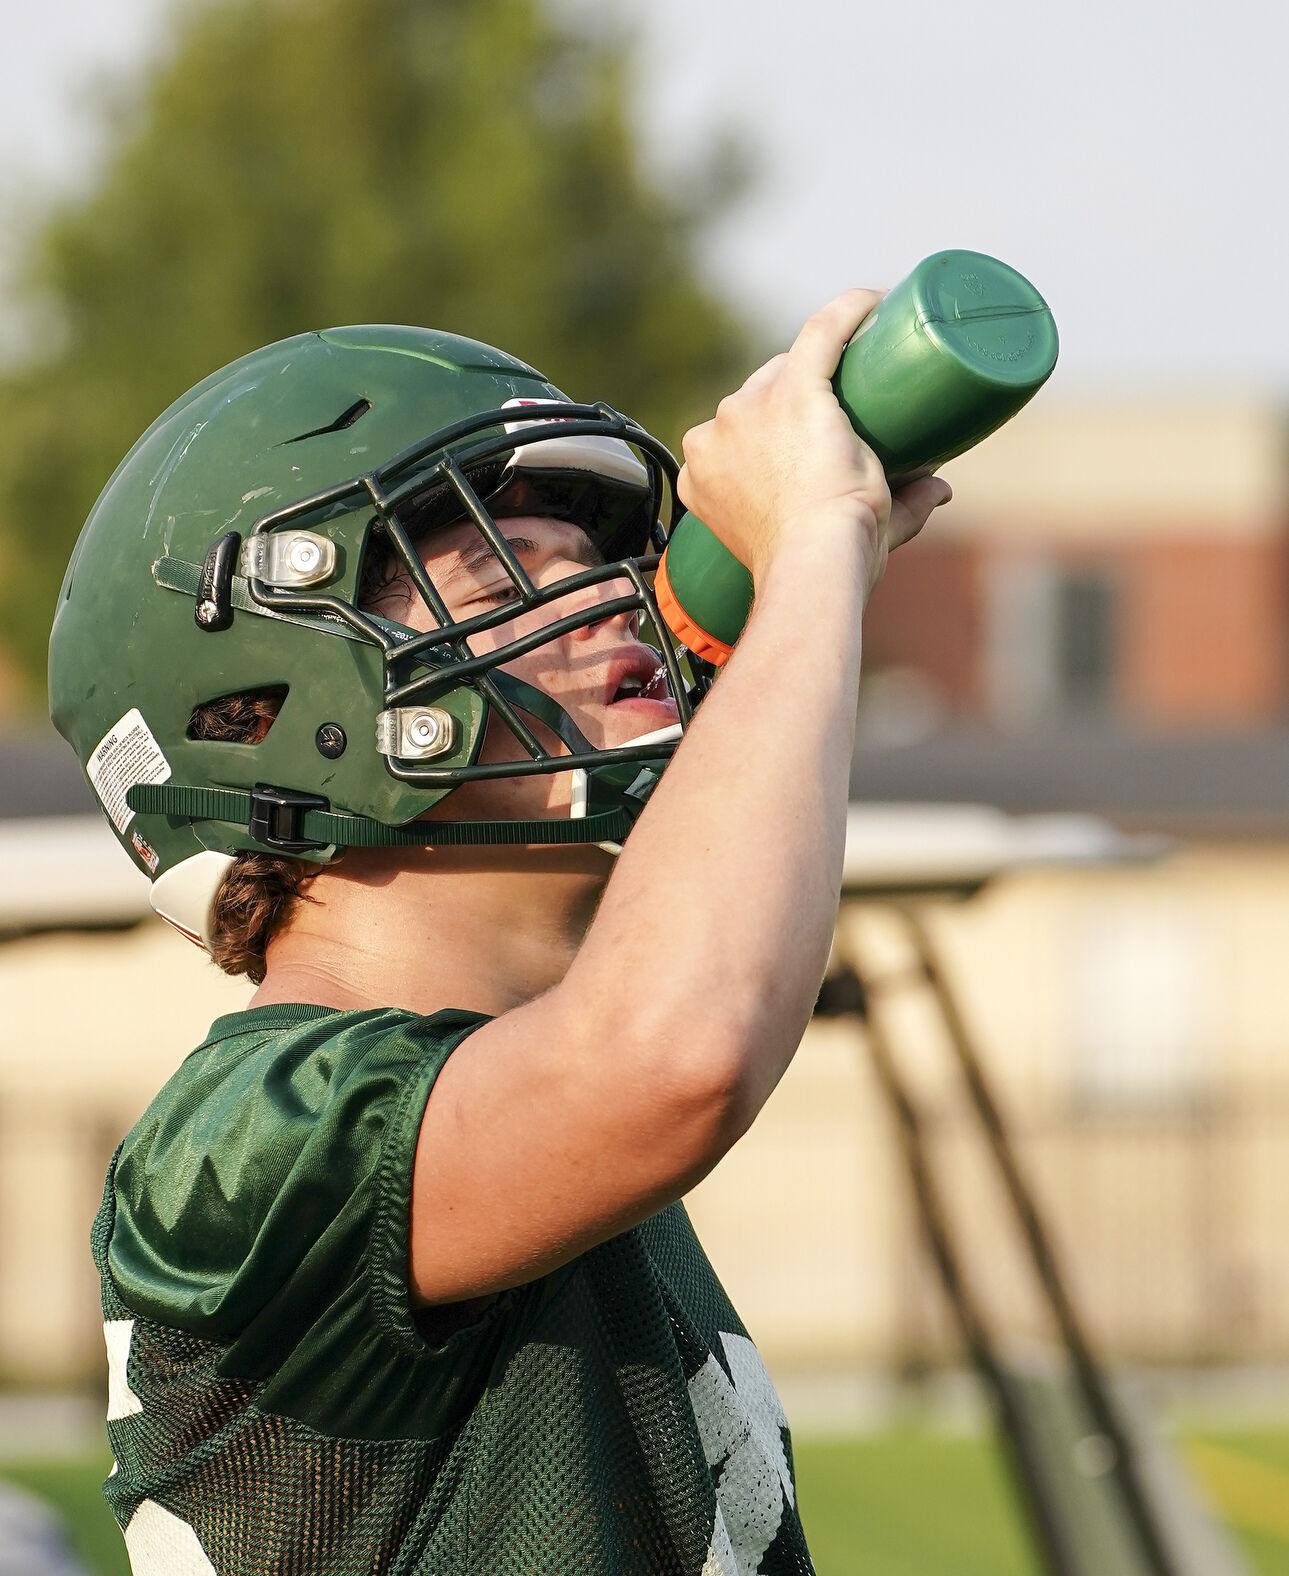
(409, 289), (951, 1304)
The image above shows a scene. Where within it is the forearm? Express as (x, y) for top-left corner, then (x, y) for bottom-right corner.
(569, 517), (875, 1118)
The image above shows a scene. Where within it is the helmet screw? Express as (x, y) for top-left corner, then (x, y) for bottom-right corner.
(316, 723), (347, 759)
(410, 714), (440, 747)
(289, 539), (322, 573)
(196, 599), (219, 625)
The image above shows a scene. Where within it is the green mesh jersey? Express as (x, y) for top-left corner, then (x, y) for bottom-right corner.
(93, 1004), (816, 1575)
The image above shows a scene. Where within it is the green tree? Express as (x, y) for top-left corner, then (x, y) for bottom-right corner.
(1, 0), (757, 704)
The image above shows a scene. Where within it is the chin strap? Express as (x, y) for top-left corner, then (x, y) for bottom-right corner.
(135, 719), (681, 950)
(126, 781), (635, 852)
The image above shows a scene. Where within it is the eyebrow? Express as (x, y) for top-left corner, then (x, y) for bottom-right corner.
(435, 531), (605, 588)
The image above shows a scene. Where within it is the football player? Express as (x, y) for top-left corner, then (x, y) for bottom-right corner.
(50, 289), (949, 1574)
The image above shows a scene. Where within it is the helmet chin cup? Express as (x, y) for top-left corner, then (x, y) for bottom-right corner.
(620, 722), (683, 752)
(149, 851), (236, 950)
(589, 721), (682, 855)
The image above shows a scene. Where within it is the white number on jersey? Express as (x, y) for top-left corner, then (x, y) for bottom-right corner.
(104, 1320), (218, 1575)
(687, 1332), (797, 1576)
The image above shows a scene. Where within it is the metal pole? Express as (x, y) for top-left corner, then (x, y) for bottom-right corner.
(821, 958), (1082, 1576)
(895, 906), (1179, 1576)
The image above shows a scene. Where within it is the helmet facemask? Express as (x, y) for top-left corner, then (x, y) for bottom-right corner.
(233, 399), (711, 835)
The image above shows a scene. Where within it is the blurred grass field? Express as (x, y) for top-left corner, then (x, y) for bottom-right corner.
(5, 1426), (1289, 1575)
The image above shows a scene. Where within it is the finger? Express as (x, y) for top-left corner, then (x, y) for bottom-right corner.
(887, 473), (952, 549)
(787, 288), (886, 382)
(894, 473), (952, 511)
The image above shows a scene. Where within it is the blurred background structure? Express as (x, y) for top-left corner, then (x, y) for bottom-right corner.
(2, 0), (1288, 1571)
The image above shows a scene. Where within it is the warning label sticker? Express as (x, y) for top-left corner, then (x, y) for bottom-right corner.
(87, 708), (172, 834)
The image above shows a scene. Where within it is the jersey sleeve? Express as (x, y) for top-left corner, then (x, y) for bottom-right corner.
(102, 1005), (542, 1440)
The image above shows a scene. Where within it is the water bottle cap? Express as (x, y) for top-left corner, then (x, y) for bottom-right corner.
(654, 550), (735, 666)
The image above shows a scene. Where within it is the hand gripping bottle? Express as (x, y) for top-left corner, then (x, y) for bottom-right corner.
(653, 249), (1059, 664)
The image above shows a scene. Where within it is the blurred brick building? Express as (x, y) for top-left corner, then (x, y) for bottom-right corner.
(864, 401), (1289, 732)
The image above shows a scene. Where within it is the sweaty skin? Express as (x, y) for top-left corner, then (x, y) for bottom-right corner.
(249, 289), (952, 1306)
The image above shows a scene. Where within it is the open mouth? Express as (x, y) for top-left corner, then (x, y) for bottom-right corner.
(609, 662), (671, 705)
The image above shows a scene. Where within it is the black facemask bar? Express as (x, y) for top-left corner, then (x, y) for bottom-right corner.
(242, 401), (714, 789)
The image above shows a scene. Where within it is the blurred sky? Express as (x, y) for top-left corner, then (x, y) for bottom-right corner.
(2, 0), (1287, 394)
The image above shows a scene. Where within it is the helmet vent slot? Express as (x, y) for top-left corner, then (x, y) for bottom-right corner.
(188, 686), (289, 744)
(282, 399), (372, 445)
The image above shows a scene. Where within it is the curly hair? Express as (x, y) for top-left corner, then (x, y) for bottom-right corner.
(188, 688), (321, 985)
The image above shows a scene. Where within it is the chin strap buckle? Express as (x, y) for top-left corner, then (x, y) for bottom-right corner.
(248, 784), (329, 853)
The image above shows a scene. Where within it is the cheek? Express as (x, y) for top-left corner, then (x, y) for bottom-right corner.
(472, 611), (571, 693)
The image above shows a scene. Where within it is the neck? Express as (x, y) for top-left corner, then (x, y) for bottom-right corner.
(248, 843), (614, 1019)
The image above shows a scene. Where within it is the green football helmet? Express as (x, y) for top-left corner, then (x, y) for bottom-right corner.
(49, 326), (709, 948)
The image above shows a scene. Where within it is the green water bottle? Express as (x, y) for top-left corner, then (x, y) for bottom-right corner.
(654, 249), (1059, 664)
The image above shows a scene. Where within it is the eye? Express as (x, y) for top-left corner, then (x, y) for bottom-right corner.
(474, 587), (520, 606)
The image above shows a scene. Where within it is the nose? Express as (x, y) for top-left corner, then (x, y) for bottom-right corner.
(564, 571), (639, 641)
